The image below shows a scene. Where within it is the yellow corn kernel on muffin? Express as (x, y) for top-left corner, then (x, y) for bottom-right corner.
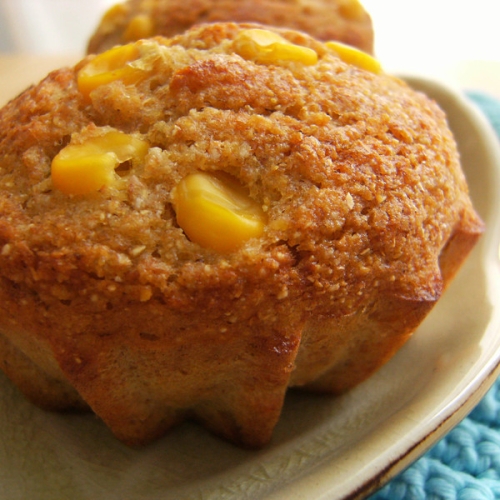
(0, 23), (483, 448)
(87, 0), (373, 55)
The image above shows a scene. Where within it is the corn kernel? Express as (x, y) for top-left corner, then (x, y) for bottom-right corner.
(51, 130), (149, 195)
(171, 172), (265, 253)
(139, 287), (152, 302)
(325, 41), (382, 74)
(123, 14), (155, 43)
(101, 4), (128, 25)
(233, 29), (318, 66)
(338, 0), (365, 19)
(78, 43), (145, 99)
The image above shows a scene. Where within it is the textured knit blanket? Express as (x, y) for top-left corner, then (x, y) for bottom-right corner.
(370, 92), (500, 500)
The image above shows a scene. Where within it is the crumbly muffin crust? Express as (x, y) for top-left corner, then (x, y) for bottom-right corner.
(87, 0), (374, 55)
(0, 23), (483, 447)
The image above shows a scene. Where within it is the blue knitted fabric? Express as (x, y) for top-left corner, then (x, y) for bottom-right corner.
(370, 92), (500, 500)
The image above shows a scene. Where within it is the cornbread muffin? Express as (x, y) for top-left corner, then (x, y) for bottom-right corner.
(0, 23), (483, 448)
(87, 0), (373, 55)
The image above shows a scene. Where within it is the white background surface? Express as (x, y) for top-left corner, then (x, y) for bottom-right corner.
(364, 0), (500, 98)
(365, 0), (500, 71)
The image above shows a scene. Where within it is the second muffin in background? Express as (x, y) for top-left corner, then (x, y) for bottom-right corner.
(87, 0), (374, 54)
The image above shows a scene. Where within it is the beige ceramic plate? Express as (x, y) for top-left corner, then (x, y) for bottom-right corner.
(0, 75), (499, 500)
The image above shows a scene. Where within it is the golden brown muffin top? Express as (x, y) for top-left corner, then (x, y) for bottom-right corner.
(0, 22), (481, 325)
(87, 0), (374, 54)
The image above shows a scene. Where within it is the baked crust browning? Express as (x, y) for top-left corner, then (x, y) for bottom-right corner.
(87, 0), (374, 55)
(0, 23), (483, 447)
(292, 213), (485, 393)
